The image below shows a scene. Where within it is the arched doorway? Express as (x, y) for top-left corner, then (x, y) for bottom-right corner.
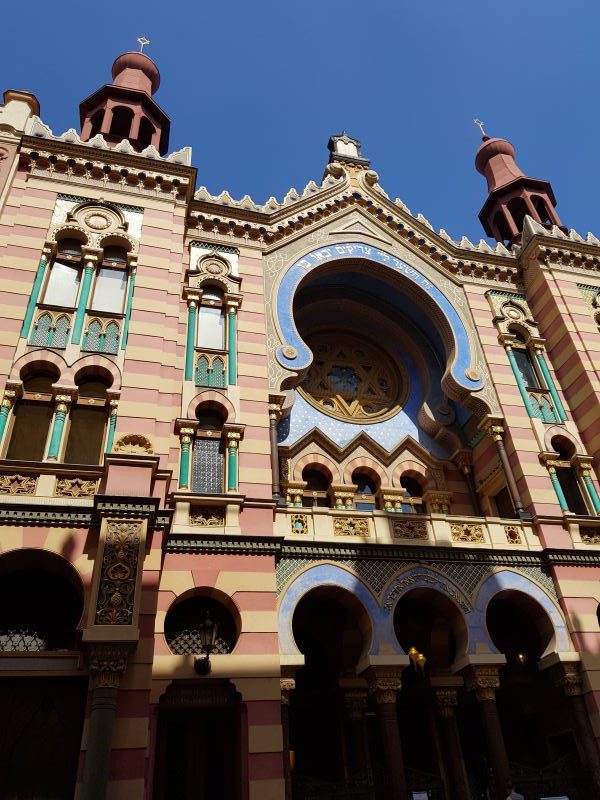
(394, 588), (469, 800)
(153, 592), (243, 800)
(486, 590), (593, 798)
(0, 549), (87, 799)
(289, 585), (380, 797)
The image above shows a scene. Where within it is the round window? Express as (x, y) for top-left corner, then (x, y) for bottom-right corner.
(298, 331), (406, 422)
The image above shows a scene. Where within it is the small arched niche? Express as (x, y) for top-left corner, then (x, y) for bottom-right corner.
(164, 590), (240, 655)
(0, 549), (84, 652)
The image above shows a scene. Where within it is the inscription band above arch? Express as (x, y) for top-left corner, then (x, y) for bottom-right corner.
(274, 242), (483, 392)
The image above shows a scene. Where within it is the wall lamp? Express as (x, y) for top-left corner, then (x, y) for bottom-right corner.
(194, 612), (218, 675)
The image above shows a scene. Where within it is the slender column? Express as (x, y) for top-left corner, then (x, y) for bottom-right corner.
(554, 664), (600, 794)
(435, 689), (470, 800)
(269, 402), (283, 501)
(226, 431), (240, 492)
(464, 667), (510, 800)
(21, 249), (51, 338)
(486, 422), (528, 518)
(505, 345), (535, 417)
(367, 668), (408, 800)
(178, 428), (194, 489)
(535, 348), (567, 422)
(227, 302), (238, 386)
(46, 395), (70, 461)
(456, 451), (482, 516)
(72, 255), (97, 345)
(80, 644), (129, 800)
(280, 678), (295, 800)
(105, 401), (118, 453)
(545, 461), (569, 511)
(185, 298), (198, 382)
(344, 689), (372, 779)
(0, 390), (16, 446)
(120, 264), (136, 350)
(580, 467), (600, 514)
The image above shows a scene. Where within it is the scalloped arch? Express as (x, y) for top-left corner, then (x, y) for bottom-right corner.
(343, 456), (388, 487)
(292, 452), (341, 483)
(392, 460), (431, 489)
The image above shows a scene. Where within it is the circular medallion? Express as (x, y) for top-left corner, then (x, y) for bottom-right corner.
(298, 331), (406, 423)
(283, 346), (298, 360)
(465, 367), (480, 382)
(84, 213), (110, 230)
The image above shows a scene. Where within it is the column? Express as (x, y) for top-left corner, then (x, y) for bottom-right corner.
(178, 428), (194, 489)
(464, 667), (510, 800)
(456, 451), (482, 516)
(80, 644), (129, 800)
(21, 249), (51, 338)
(367, 668), (408, 800)
(105, 401), (118, 453)
(46, 395), (70, 461)
(545, 459), (569, 511)
(280, 678), (295, 800)
(227, 302), (238, 386)
(578, 464), (600, 513)
(554, 664), (600, 794)
(485, 421), (528, 519)
(269, 402), (283, 501)
(0, 389), (15, 445)
(72, 254), (98, 345)
(185, 297), (198, 381)
(344, 688), (372, 780)
(226, 431), (240, 491)
(534, 345), (567, 422)
(120, 263), (136, 350)
(435, 689), (470, 800)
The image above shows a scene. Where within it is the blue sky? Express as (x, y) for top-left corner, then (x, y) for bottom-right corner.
(1, 0), (597, 242)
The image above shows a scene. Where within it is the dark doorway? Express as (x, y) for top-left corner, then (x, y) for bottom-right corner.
(0, 677), (87, 799)
(153, 682), (243, 800)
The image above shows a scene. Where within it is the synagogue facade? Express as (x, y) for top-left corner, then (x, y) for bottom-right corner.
(1, 49), (600, 800)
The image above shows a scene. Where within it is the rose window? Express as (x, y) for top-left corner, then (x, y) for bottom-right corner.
(298, 331), (405, 422)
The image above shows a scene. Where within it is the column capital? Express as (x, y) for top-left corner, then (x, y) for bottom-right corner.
(435, 688), (459, 718)
(1, 389), (16, 409)
(81, 246), (101, 266)
(109, 399), (119, 415)
(280, 677), (296, 705)
(87, 643), (131, 689)
(41, 242), (56, 260)
(224, 291), (243, 310)
(179, 426), (195, 445)
(344, 688), (369, 720)
(464, 665), (500, 701)
(422, 489), (452, 514)
(553, 662), (584, 696)
(497, 332), (516, 349)
(454, 450), (473, 473)
(54, 394), (72, 413)
(366, 667), (402, 704)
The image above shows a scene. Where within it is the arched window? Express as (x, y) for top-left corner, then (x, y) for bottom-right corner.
(164, 594), (239, 655)
(532, 195), (552, 226)
(400, 476), (425, 513)
(91, 246), (128, 314)
(301, 467), (330, 508)
(137, 117), (156, 150)
(511, 331), (541, 389)
(192, 407), (225, 493)
(507, 197), (529, 232)
(552, 438), (588, 516)
(63, 377), (110, 465)
(197, 286), (225, 351)
(493, 210), (512, 244)
(43, 239), (83, 308)
(5, 371), (57, 461)
(353, 470), (378, 511)
(109, 106), (134, 140)
(89, 109), (104, 137)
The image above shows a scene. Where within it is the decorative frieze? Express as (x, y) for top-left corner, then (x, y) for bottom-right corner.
(333, 516), (371, 537)
(464, 666), (500, 702)
(55, 477), (98, 498)
(282, 481), (305, 507)
(423, 490), (452, 514)
(0, 473), (38, 495)
(504, 524), (523, 544)
(391, 519), (428, 540)
(189, 506), (225, 526)
(580, 527), (600, 544)
(451, 522), (485, 543)
(95, 521), (143, 626)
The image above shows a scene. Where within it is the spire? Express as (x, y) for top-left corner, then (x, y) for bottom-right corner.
(475, 131), (562, 245)
(79, 44), (170, 155)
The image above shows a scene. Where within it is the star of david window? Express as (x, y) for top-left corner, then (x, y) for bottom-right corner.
(298, 331), (406, 422)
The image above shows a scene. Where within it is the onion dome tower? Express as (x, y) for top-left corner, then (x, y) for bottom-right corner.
(475, 132), (562, 244)
(79, 50), (170, 155)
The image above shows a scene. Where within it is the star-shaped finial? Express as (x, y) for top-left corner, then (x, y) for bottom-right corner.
(474, 118), (487, 137)
(137, 36), (150, 53)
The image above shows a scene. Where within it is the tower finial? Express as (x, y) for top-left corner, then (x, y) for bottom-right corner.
(137, 36), (150, 53)
(473, 118), (487, 138)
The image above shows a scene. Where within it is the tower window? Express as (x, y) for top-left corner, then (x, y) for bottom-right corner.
(109, 106), (134, 140)
(89, 109), (104, 137)
(137, 117), (156, 150)
(532, 195), (552, 226)
(507, 197), (529, 232)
